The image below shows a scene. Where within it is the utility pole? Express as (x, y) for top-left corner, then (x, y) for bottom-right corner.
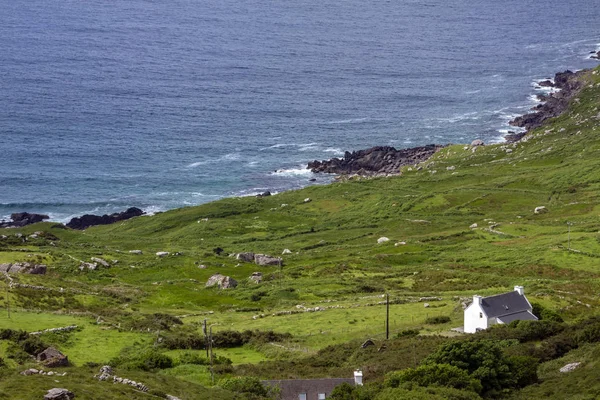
(386, 293), (390, 340)
(6, 282), (10, 319)
(203, 319), (208, 358)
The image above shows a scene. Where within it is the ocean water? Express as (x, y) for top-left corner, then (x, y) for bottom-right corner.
(1, 0), (599, 222)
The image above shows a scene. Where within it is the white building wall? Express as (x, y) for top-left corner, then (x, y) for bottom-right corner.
(464, 297), (488, 333)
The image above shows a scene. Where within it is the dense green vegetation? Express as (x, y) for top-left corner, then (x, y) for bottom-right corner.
(1, 65), (600, 398)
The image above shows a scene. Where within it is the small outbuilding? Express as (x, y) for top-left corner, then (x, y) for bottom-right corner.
(262, 370), (363, 400)
(464, 286), (537, 333)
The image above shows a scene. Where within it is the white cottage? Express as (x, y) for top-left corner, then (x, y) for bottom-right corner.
(464, 286), (537, 333)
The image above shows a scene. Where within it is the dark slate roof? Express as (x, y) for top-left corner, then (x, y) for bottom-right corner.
(262, 378), (355, 400)
(481, 291), (532, 318)
(497, 310), (538, 324)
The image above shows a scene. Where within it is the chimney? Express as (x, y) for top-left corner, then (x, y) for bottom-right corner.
(473, 295), (482, 305)
(354, 370), (363, 386)
(514, 286), (524, 296)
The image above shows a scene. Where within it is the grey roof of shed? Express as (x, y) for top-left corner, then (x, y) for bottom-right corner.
(262, 378), (354, 400)
(497, 310), (538, 324)
(481, 291), (533, 318)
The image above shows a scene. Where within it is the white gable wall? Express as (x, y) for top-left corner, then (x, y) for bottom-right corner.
(464, 296), (488, 333)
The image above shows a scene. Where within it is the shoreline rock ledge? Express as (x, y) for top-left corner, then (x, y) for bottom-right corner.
(307, 144), (445, 176)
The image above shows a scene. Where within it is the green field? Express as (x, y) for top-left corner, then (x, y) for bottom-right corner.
(1, 66), (600, 399)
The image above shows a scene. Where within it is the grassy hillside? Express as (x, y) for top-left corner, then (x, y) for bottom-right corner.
(1, 65), (600, 399)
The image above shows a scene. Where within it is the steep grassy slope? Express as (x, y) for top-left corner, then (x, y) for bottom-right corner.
(0, 65), (599, 399)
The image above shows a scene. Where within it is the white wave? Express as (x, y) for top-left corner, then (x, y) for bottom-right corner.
(465, 89), (481, 94)
(271, 167), (314, 177)
(298, 143), (319, 151)
(144, 205), (166, 216)
(437, 111), (481, 124)
(323, 147), (344, 155)
(328, 117), (370, 124)
(187, 153), (241, 168)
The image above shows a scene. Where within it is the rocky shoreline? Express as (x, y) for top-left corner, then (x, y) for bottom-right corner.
(308, 59), (597, 177)
(0, 207), (145, 230)
(505, 69), (588, 142)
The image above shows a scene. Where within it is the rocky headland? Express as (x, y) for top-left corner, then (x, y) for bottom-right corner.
(307, 144), (445, 176)
(66, 207), (145, 230)
(506, 69), (588, 141)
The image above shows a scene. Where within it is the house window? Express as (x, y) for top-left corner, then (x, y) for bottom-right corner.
(479, 312), (483, 318)
(299, 394), (307, 400)
(318, 394), (326, 400)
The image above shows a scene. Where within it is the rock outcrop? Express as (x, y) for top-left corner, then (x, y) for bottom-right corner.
(206, 274), (238, 289)
(66, 207), (144, 230)
(0, 212), (49, 228)
(44, 388), (75, 400)
(37, 347), (69, 367)
(254, 254), (283, 266)
(508, 70), (587, 140)
(308, 144), (444, 176)
(0, 262), (47, 275)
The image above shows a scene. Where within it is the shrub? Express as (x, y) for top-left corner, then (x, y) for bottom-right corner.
(179, 352), (209, 365)
(506, 355), (538, 388)
(531, 302), (564, 323)
(0, 329), (28, 341)
(220, 376), (268, 397)
(110, 349), (174, 371)
(424, 339), (514, 393)
(385, 364), (482, 393)
(425, 316), (451, 324)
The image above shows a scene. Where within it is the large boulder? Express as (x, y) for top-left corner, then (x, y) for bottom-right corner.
(0, 212), (50, 228)
(44, 388), (75, 400)
(37, 347), (69, 368)
(254, 254), (282, 266)
(90, 257), (110, 268)
(471, 139), (485, 146)
(206, 274), (238, 289)
(0, 262), (47, 275)
(66, 207), (144, 230)
(236, 252), (255, 263)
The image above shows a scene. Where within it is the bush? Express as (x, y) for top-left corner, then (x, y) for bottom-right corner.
(531, 303), (564, 323)
(385, 364), (482, 394)
(220, 376), (268, 397)
(127, 313), (183, 331)
(179, 352), (209, 365)
(425, 316), (451, 325)
(110, 349), (174, 371)
(0, 329), (28, 341)
(424, 339), (514, 393)
(506, 355), (538, 388)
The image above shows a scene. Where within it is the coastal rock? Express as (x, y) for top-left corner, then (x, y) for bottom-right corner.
(37, 347), (69, 367)
(308, 144), (444, 176)
(509, 70), (585, 136)
(470, 223), (478, 229)
(254, 254), (282, 266)
(0, 212), (49, 228)
(206, 274), (238, 289)
(44, 388), (75, 400)
(377, 237), (390, 244)
(156, 251), (170, 257)
(470, 139), (484, 146)
(257, 191), (271, 197)
(538, 79), (554, 87)
(66, 207), (144, 230)
(236, 252), (255, 263)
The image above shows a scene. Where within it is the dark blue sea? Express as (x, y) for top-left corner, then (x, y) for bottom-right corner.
(1, 0), (599, 222)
